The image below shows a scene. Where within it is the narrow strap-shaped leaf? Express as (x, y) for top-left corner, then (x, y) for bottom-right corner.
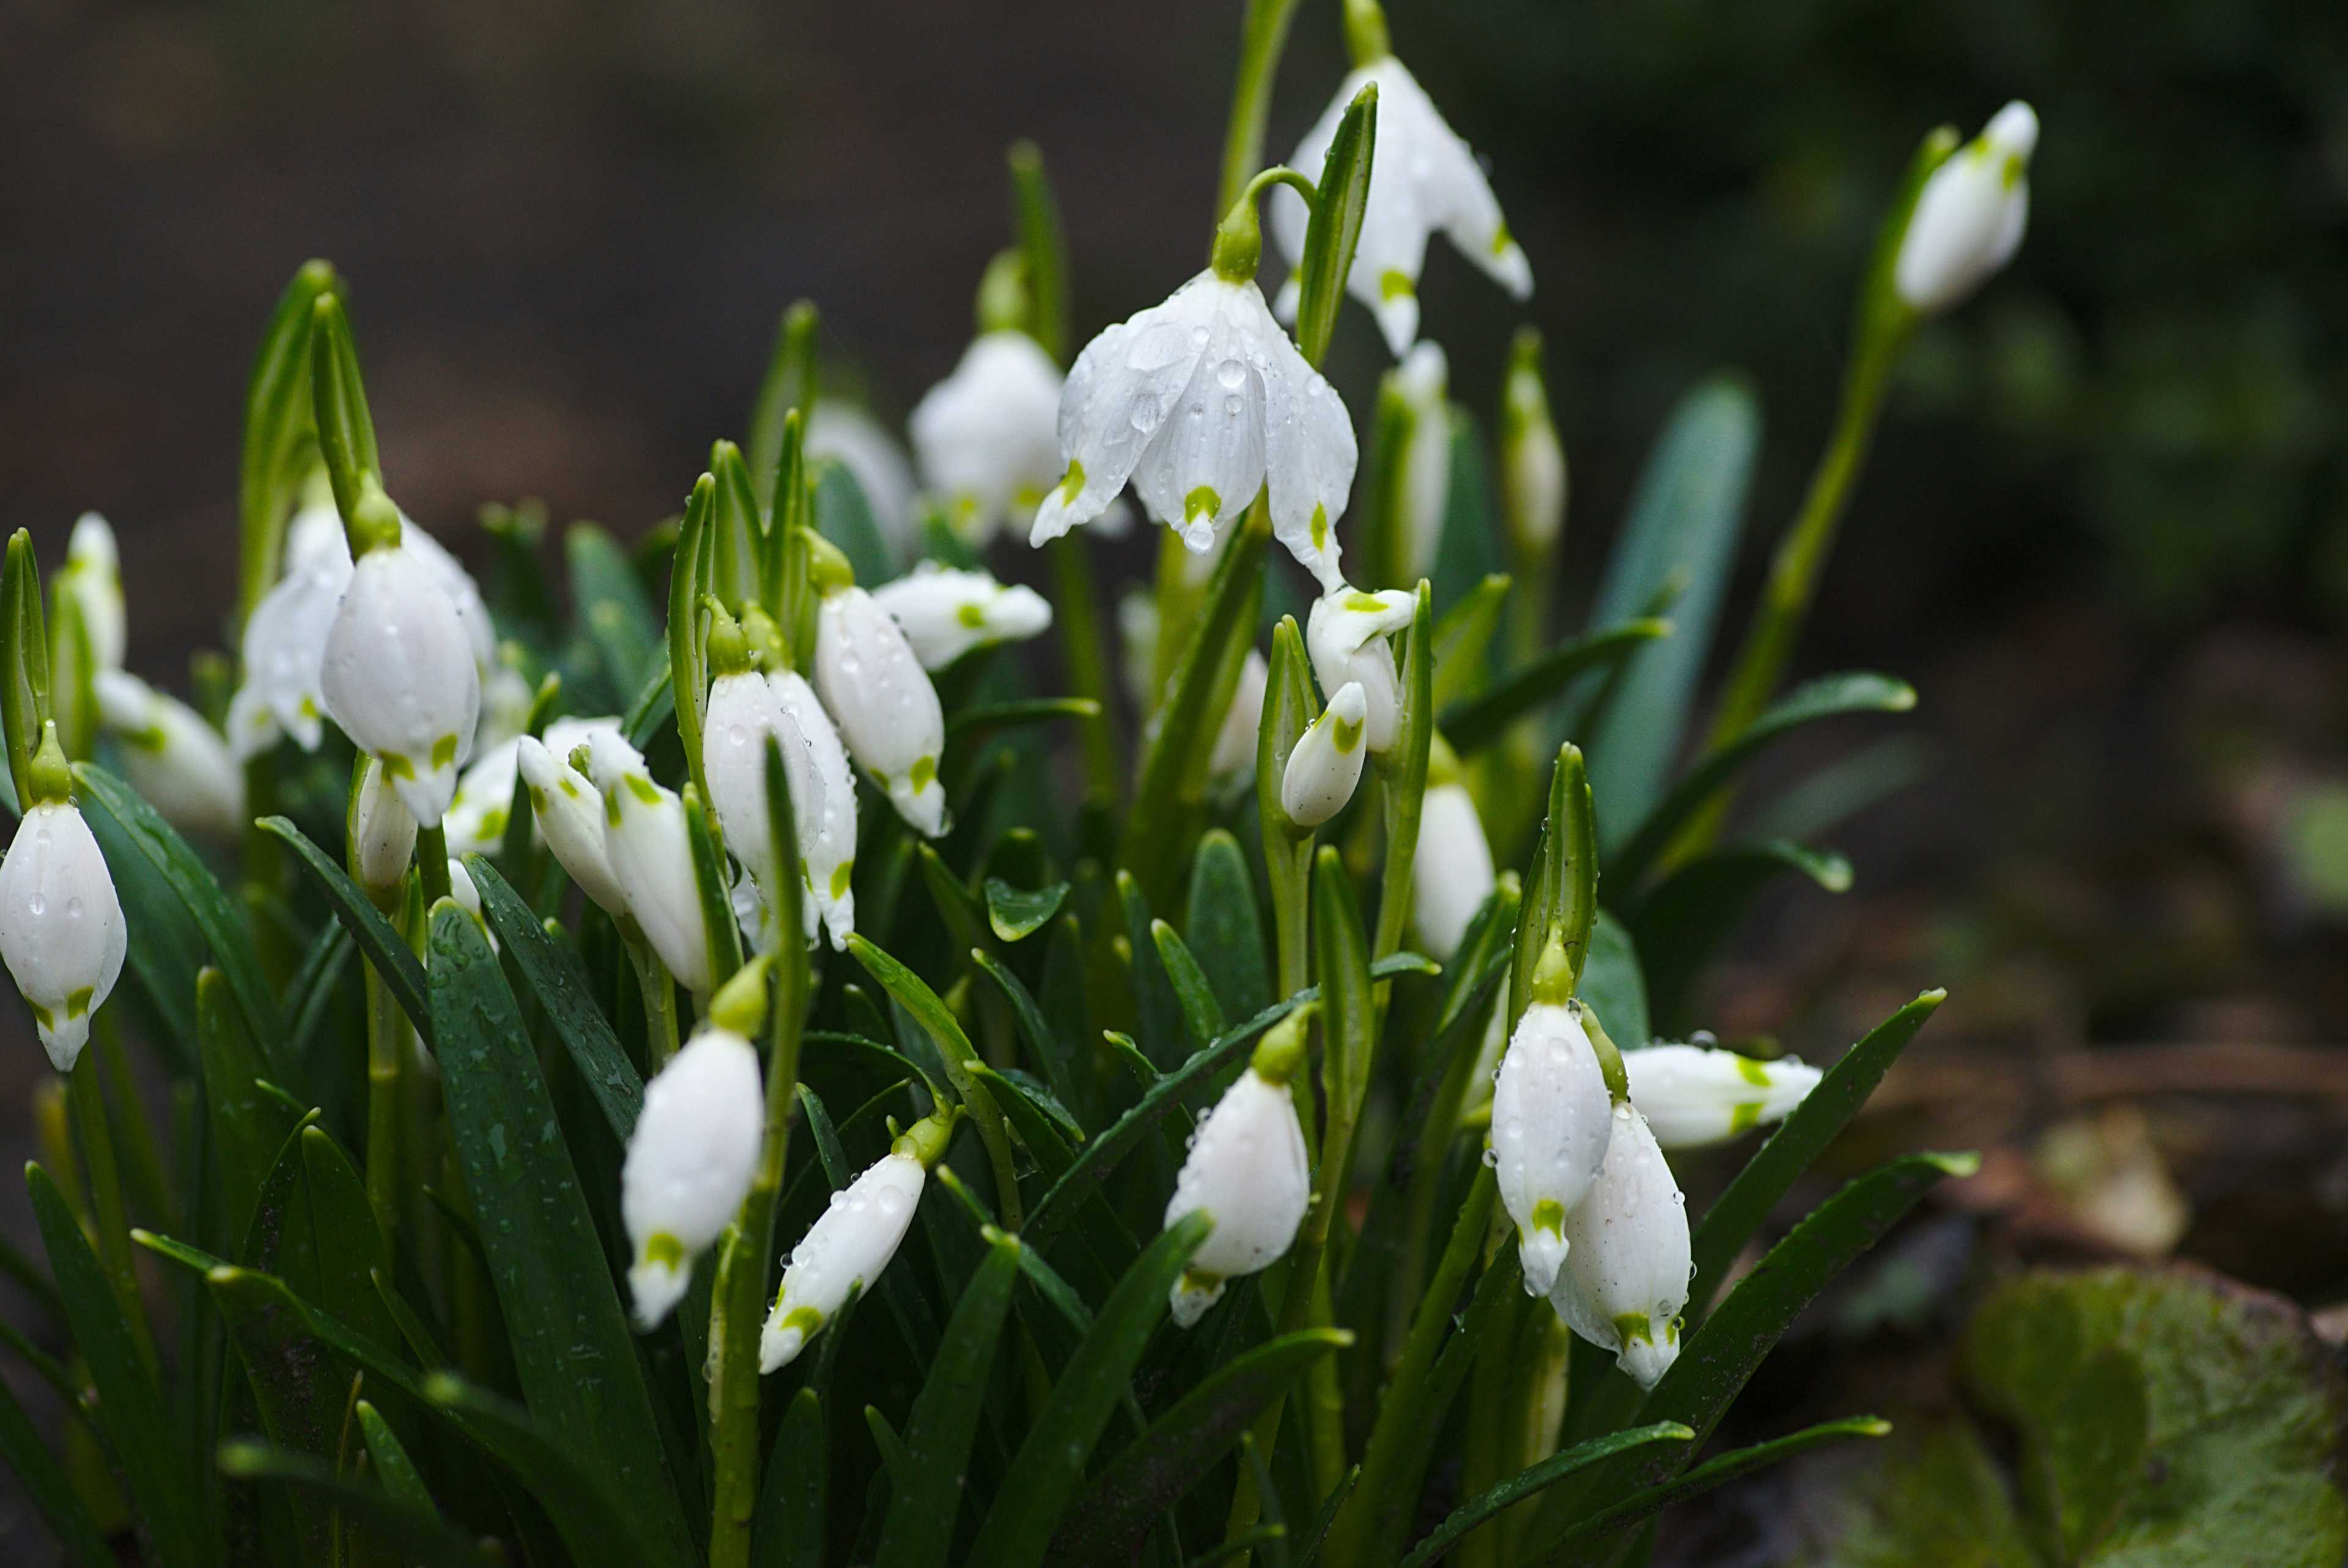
(970, 948), (1096, 1131)
(571, 521), (665, 713)
(755, 1386), (826, 1568)
(1291, 83), (1377, 368)
(1442, 619), (1674, 757)
(813, 458), (898, 589)
(238, 260), (338, 617)
(1627, 840), (1853, 1030)
(1509, 744), (1597, 1029)
(258, 815), (430, 1045)
(1372, 584), (1436, 974)
(208, 1265), (365, 1567)
(983, 877), (1068, 943)
(0, 1366), (114, 1568)
(1256, 616), (1318, 996)
(306, 291), (380, 517)
(1431, 574), (1512, 713)
(963, 1212), (1214, 1568)
(748, 301), (819, 518)
(947, 696), (1101, 745)
(355, 1399), (430, 1510)
(1576, 911), (1650, 1054)
(282, 917), (353, 1066)
(1151, 918), (1227, 1051)
(199, 966), (296, 1235)
(0, 532), (46, 810)
(216, 1441), (500, 1568)
(874, 1234), (1024, 1568)
(1395, 1423), (1696, 1568)
(669, 474), (715, 796)
(1052, 1329), (1353, 1564)
(427, 903), (695, 1567)
(1185, 829), (1271, 1023)
(1008, 141), (1071, 364)
(1293, 1465), (1359, 1568)
(463, 856), (644, 1141)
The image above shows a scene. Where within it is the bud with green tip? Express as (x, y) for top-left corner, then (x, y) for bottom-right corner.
(812, 567), (949, 839)
(869, 565), (1053, 672)
(908, 330), (1065, 545)
(348, 754), (418, 901)
(1410, 759), (1493, 960)
(94, 670), (243, 840)
(1280, 679), (1369, 828)
(514, 719), (628, 920)
(0, 724), (125, 1072)
(1305, 584), (1415, 755)
(1499, 327), (1567, 563)
(1162, 1007), (1315, 1327)
(1546, 1100), (1689, 1390)
(583, 726), (713, 994)
(767, 669), (858, 951)
(1492, 962), (1617, 1299)
(1626, 1043), (1822, 1151)
(1893, 101), (2038, 316)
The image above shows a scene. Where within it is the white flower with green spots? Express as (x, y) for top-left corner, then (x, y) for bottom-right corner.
(515, 721), (629, 921)
(871, 565), (1052, 672)
(583, 726), (712, 995)
(1492, 997), (1614, 1299)
(1546, 1102), (1690, 1390)
(769, 671), (858, 951)
(94, 670), (243, 841)
(1894, 101), (2037, 316)
(0, 754), (125, 1075)
(1162, 1015), (1312, 1328)
(1279, 679), (1370, 828)
(320, 528), (481, 826)
(1625, 1043), (1822, 1151)
(814, 583), (948, 838)
(1306, 584), (1415, 754)
(761, 1111), (953, 1372)
(624, 1015), (765, 1329)
(909, 331), (1066, 545)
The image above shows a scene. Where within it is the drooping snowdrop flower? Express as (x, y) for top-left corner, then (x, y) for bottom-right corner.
(809, 403), (918, 561)
(1411, 777), (1493, 961)
(1306, 586), (1415, 754)
(1625, 1044), (1822, 1152)
(0, 729), (125, 1072)
(909, 331), (1065, 545)
(349, 756), (418, 900)
(1548, 1102), (1690, 1389)
(700, 608), (800, 949)
(1386, 342), (1453, 581)
(399, 519), (498, 684)
(1210, 650), (1269, 778)
(56, 514), (126, 672)
(871, 565), (1053, 671)
(1269, 47), (1532, 356)
(1163, 1007), (1313, 1327)
(1893, 101), (2038, 317)
(761, 1108), (955, 1372)
(583, 727), (713, 995)
(1499, 328), (1567, 562)
(769, 670), (858, 950)
(624, 970), (767, 1328)
(442, 737), (522, 859)
(1029, 265), (1357, 591)
(1279, 680), (1368, 828)
(516, 727), (628, 921)
(1492, 995), (1615, 1298)
(319, 493), (482, 826)
(812, 559), (948, 838)
(93, 671), (243, 840)
(227, 500), (349, 757)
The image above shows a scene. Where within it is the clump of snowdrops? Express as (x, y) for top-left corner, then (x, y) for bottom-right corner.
(0, 1), (2037, 1562)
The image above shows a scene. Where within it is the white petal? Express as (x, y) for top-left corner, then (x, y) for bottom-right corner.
(761, 1151), (925, 1372)
(1210, 650), (1269, 778)
(0, 803), (127, 1072)
(320, 541), (481, 825)
(1162, 1067), (1310, 1326)
(808, 404), (918, 562)
(1123, 280), (1271, 551)
(814, 589), (947, 837)
(1030, 284), (1222, 547)
(624, 1025), (764, 1328)
(1260, 337), (1359, 593)
(517, 735), (627, 919)
(1392, 342), (1453, 582)
(95, 671), (243, 840)
(1280, 680), (1370, 828)
(703, 671), (792, 896)
(871, 565), (1054, 671)
(1894, 102), (2037, 315)
(443, 737), (523, 859)
(909, 332), (1065, 543)
(586, 729), (711, 993)
(1548, 1105), (1689, 1389)
(350, 756), (419, 896)
(1306, 587), (1414, 753)
(1411, 783), (1493, 960)
(1492, 1000), (1614, 1298)
(770, 673), (858, 951)
(60, 514), (126, 671)
(1625, 1045), (1822, 1152)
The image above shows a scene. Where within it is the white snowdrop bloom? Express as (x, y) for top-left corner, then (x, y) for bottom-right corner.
(319, 499), (482, 827)
(441, 860), (497, 953)
(399, 518), (497, 681)
(1492, 998), (1615, 1298)
(349, 756), (418, 898)
(584, 727), (712, 995)
(1894, 101), (2038, 316)
(475, 660), (536, 754)
(229, 501), (351, 757)
(1162, 1014), (1312, 1327)
(1625, 1044), (1822, 1152)
(1030, 270), (1357, 592)
(57, 514), (126, 672)
(1279, 680), (1369, 828)
(1306, 586), (1415, 753)
(623, 1017), (764, 1328)
(814, 583), (948, 837)
(761, 1111), (953, 1372)
(703, 657), (789, 887)
(516, 730), (628, 920)
(1269, 54), (1532, 357)
(93, 671), (243, 841)
(0, 739), (125, 1073)
(442, 737), (522, 859)
(809, 403), (918, 561)
(1548, 1103), (1690, 1390)
(1389, 342), (1453, 580)
(1117, 592), (1160, 713)
(909, 331), (1066, 544)
(1411, 781), (1493, 961)
(1211, 650), (1269, 778)
(769, 671), (858, 951)
(870, 565), (1052, 672)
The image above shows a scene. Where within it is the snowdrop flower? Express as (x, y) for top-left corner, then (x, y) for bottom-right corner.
(1269, 45), (1531, 356)
(812, 556), (948, 837)
(227, 500), (349, 757)
(769, 669), (858, 950)
(442, 737), (522, 859)
(56, 514), (125, 672)
(1164, 1009), (1313, 1327)
(319, 493), (481, 826)
(93, 671), (243, 840)
(700, 608), (803, 949)
(909, 331), (1065, 544)
(1385, 343), (1453, 581)
(1117, 592), (1159, 713)
(624, 971), (767, 1328)
(761, 1108), (954, 1372)
(1499, 328), (1567, 562)
(1210, 650), (1269, 778)
(1893, 101), (2038, 317)
(1548, 1102), (1689, 1389)
(809, 403), (918, 561)
(584, 727), (712, 995)
(1029, 261), (1357, 591)
(1411, 778), (1493, 961)
(1626, 1044), (1822, 1152)
(1279, 680), (1368, 828)
(349, 756), (418, 900)
(516, 726), (629, 921)
(399, 518), (497, 683)
(475, 659), (536, 754)
(1306, 586), (1414, 754)
(871, 565), (1052, 671)
(442, 860), (495, 952)
(1493, 995), (1615, 1298)
(0, 729), (125, 1072)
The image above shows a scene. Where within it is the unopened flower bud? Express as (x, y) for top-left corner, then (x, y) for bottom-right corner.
(349, 756), (418, 899)
(1411, 779), (1493, 961)
(1305, 586), (1414, 754)
(57, 513), (126, 672)
(813, 583), (948, 837)
(1280, 680), (1369, 828)
(1893, 101), (2037, 317)
(1210, 650), (1269, 778)
(1499, 328), (1567, 561)
(0, 732), (125, 1072)
(1162, 1014), (1312, 1327)
(1386, 342), (1453, 581)
(1493, 998), (1615, 1298)
(1625, 1043), (1822, 1152)
(623, 1017), (764, 1328)
(94, 670), (243, 840)
(761, 1110), (952, 1372)
(584, 728), (712, 995)
(769, 672), (858, 950)
(1546, 1103), (1689, 1390)
(871, 565), (1052, 671)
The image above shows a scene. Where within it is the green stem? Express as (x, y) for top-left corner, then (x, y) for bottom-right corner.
(1456, 1289), (1530, 1568)
(417, 822), (452, 905)
(1049, 535), (1121, 811)
(96, 1020), (171, 1235)
(66, 1057), (157, 1377)
(363, 959), (404, 1256)
(240, 752), (300, 988)
(629, 938), (682, 1071)
(1215, 0), (1310, 217)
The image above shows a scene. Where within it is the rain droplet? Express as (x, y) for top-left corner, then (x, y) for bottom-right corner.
(1190, 325), (1211, 347)
(26, 894), (44, 916)
(1481, 1147), (1500, 1168)
(1223, 395), (1244, 416)
(1130, 393), (1163, 433)
(1215, 358), (1246, 389)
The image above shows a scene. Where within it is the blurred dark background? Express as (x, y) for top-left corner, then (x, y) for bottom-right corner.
(4, 0), (2347, 1558)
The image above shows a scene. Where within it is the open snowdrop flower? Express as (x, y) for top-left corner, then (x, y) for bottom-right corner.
(442, 736), (522, 859)
(699, 605), (807, 952)
(1280, 680), (1369, 828)
(1411, 773), (1493, 961)
(1269, 36), (1531, 356)
(1210, 649), (1269, 778)
(348, 756), (418, 900)
(228, 499), (350, 757)
(871, 565), (1053, 671)
(1163, 1008), (1313, 1327)
(1894, 101), (2037, 317)
(1548, 1101), (1690, 1389)
(1493, 990), (1616, 1299)
(94, 670), (243, 841)
(1306, 586), (1415, 754)
(768, 667), (858, 950)
(584, 726), (713, 995)
(762, 1107), (954, 1372)
(1625, 1043), (1822, 1152)
(1386, 342), (1453, 580)
(809, 403), (918, 562)
(624, 968), (768, 1328)
(909, 331), (1065, 545)
(811, 547), (948, 838)
(319, 490), (482, 826)
(56, 514), (126, 674)
(0, 728), (126, 1073)
(516, 724), (629, 921)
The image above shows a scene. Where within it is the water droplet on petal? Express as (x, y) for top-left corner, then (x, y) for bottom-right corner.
(1216, 358), (1246, 389)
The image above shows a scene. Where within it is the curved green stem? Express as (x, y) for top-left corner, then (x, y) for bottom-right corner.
(363, 959), (404, 1256)
(1215, 0), (1310, 216)
(629, 937), (681, 1070)
(416, 823), (452, 905)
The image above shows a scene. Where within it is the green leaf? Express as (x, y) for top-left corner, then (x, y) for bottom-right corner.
(306, 292), (380, 521)
(1372, 586), (1436, 981)
(668, 474), (715, 792)
(874, 1234), (1024, 1568)
(569, 522), (664, 712)
(983, 877), (1067, 943)
(948, 696), (1102, 746)
(1186, 829), (1272, 1023)
(709, 438), (764, 606)
(1809, 1416), (2033, 1568)
(963, 1212), (1214, 1568)
(1628, 840), (1851, 1031)
(282, 916), (354, 1067)
(1431, 573), (1512, 712)
(814, 458), (898, 587)
(1052, 1329), (1353, 1564)
(756, 1386), (827, 1568)
(1007, 141), (1071, 365)
(1292, 83), (1377, 367)
(1396, 1423), (1695, 1568)
(238, 260), (338, 614)
(1581, 377), (1762, 848)
(199, 966), (297, 1235)
(355, 1399), (430, 1511)
(0, 532), (47, 812)
(1547, 1416), (1889, 1564)
(1575, 912), (1649, 1053)
(1510, 744), (1597, 1029)
(0, 1365), (114, 1568)
(217, 1441), (500, 1568)
(426, 902), (694, 1567)
(462, 856), (643, 1141)
(1441, 619), (1674, 757)
(258, 814), (431, 1045)
(748, 301), (820, 517)
(1606, 672), (1917, 890)
(208, 1265), (363, 1567)
(1151, 918), (1227, 1051)
(970, 946), (1096, 1134)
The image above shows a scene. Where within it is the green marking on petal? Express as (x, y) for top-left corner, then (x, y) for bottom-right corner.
(2003, 152), (2026, 189)
(956, 603), (988, 629)
(1733, 1054), (1771, 1088)
(1310, 503), (1329, 551)
(298, 697), (320, 720)
(1729, 1100), (1763, 1133)
(431, 734), (459, 770)
(1530, 1198), (1565, 1237)
(780, 1305), (824, 1337)
(1613, 1311), (1653, 1348)
(127, 726), (166, 753)
(30, 1003), (53, 1030)
(604, 791), (624, 828)
(643, 1232), (687, 1269)
(479, 809), (507, 839)
(66, 987), (93, 1018)
(1057, 461), (1086, 504)
(1332, 712), (1365, 755)
(381, 753), (415, 781)
(1379, 268), (1414, 302)
(909, 756), (937, 792)
(1493, 220), (1517, 256)
(830, 861), (854, 900)
(1343, 590), (1390, 613)
(1184, 486), (1221, 526)
(626, 775), (662, 806)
